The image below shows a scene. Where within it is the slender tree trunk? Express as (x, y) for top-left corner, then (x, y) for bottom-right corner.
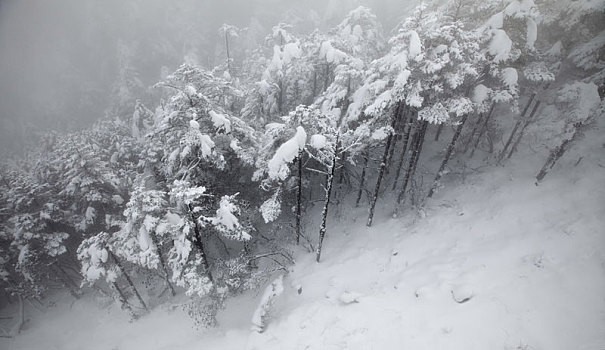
(316, 139), (339, 263)
(296, 150), (303, 245)
(470, 102), (496, 157)
(324, 64), (331, 91)
(338, 151), (347, 185)
(392, 118), (414, 190)
(397, 121), (428, 204)
(150, 234), (176, 296)
(11, 294), (25, 335)
(463, 112), (484, 153)
(224, 32), (232, 77)
(311, 70), (317, 103)
(507, 101), (542, 159)
(277, 80), (284, 115)
(112, 282), (135, 317)
(427, 114), (469, 198)
(188, 204), (213, 282)
(434, 124), (444, 142)
(536, 122), (585, 183)
(355, 151), (369, 207)
(53, 263), (80, 299)
(497, 94), (537, 163)
(367, 105), (401, 227)
(385, 108), (407, 174)
(109, 251), (148, 312)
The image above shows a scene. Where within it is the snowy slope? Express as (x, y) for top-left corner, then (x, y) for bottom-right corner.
(3, 120), (604, 350)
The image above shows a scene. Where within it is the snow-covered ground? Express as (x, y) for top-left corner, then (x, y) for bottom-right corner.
(2, 122), (604, 350)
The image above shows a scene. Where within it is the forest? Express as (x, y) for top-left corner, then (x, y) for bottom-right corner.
(0, 0), (603, 344)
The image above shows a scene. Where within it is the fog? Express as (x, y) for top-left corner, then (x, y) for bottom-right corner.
(0, 0), (413, 155)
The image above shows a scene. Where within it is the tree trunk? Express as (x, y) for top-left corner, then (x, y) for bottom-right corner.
(224, 31), (232, 78)
(311, 70), (317, 104)
(188, 204), (213, 282)
(497, 94), (536, 163)
(324, 64), (331, 91)
(470, 102), (496, 157)
(112, 282), (135, 318)
(338, 151), (347, 185)
(507, 101), (542, 160)
(397, 121), (428, 204)
(536, 122), (584, 183)
(53, 263), (81, 299)
(392, 118), (414, 190)
(386, 108), (407, 174)
(355, 151), (369, 207)
(150, 234), (176, 296)
(427, 114), (469, 198)
(296, 150), (303, 245)
(367, 105), (401, 227)
(8, 294), (26, 336)
(434, 124), (443, 142)
(463, 112), (485, 153)
(109, 251), (148, 312)
(277, 80), (284, 115)
(316, 139), (339, 263)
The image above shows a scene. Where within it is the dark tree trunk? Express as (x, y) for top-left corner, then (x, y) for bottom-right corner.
(463, 113), (484, 153)
(392, 117), (415, 190)
(434, 124), (444, 142)
(536, 122), (585, 183)
(224, 31), (232, 77)
(188, 204), (213, 282)
(324, 64), (331, 91)
(296, 150), (303, 245)
(316, 139), (339, 263)
(497, 94), (537, 163)
(311, 70), (317, 104)
(355, 152), (369, 207)
(150, 234), (176, 296)
(470, 102), (496, 157)
(506, 101), (542, 160)
(397, 121), (428, 204)
(277, 80), (284, 115)
(427, 114), (469, 198)
(53, 263), (81, 299)
(112, 282), (135, 318)
(385, 107), (407, 174)
(338, 151), (347, 185)
(367, 105), (401, 227)
(109, 251), (148, 312)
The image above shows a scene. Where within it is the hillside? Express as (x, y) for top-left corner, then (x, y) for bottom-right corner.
(3, 109), (604, 350)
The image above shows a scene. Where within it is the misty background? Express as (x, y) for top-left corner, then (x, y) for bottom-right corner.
(0, 0), (416, 156)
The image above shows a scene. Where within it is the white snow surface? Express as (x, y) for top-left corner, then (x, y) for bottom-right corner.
(267, 126), (306, 181)
(472, 84), (491, 104)
(501, 67), (519, 90)
(208, 195), (251, 241)
(526, 18), (537, 48)
(408, 30), (422, 60)
(4, 122), (605, 350)
(488, 29), (512, 63)
(309, 134), (328, 149)
(209, 110), (232, 133)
